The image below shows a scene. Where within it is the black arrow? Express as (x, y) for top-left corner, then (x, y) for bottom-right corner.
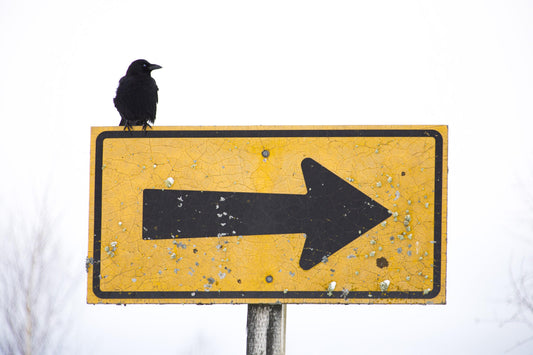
(142, 158), (391, 270)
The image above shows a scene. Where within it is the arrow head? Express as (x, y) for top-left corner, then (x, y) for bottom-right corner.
(298, 158), (391, 270)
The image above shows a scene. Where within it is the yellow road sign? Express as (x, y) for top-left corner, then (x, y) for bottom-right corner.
(87, 126), (447, 304)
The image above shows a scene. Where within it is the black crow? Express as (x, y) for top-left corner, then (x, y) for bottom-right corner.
(114, 59), (162, 131)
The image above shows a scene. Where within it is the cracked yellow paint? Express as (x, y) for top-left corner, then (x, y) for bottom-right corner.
(87, 125), (447, 304)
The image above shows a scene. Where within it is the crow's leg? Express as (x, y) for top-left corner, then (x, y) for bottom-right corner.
(123, 121), (134, 131)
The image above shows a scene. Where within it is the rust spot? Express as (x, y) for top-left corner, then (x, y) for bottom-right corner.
(376, 257), (389, 268)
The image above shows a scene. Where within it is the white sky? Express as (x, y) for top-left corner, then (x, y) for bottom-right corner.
(1, 1), (533, 354)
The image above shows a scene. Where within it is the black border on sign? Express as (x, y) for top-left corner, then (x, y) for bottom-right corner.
(92, 129), (444, 301)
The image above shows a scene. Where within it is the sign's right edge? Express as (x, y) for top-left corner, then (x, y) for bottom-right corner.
(426, 125), (448, 305)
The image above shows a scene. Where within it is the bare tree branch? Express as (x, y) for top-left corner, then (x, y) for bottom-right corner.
(0, 199), (76, 355)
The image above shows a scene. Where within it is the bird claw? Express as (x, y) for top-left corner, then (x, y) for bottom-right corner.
(123, 121), (134, 131)
(121, 121), (152, 132)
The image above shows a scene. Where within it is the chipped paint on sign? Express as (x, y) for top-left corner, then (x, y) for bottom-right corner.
(87, 126), (447, 304)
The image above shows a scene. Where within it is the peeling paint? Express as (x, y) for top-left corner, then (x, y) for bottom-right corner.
(327, 281), (336, 296)
(164, 177), (174, 188)
(379, 280), (390, 292)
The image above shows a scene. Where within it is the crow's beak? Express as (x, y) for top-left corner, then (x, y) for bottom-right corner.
(149, 64), (162, 71)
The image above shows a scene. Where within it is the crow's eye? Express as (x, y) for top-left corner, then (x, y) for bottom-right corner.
(142, 63), (148, 69)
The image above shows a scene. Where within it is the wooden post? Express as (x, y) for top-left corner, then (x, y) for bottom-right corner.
(246, 304), (286, 355)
